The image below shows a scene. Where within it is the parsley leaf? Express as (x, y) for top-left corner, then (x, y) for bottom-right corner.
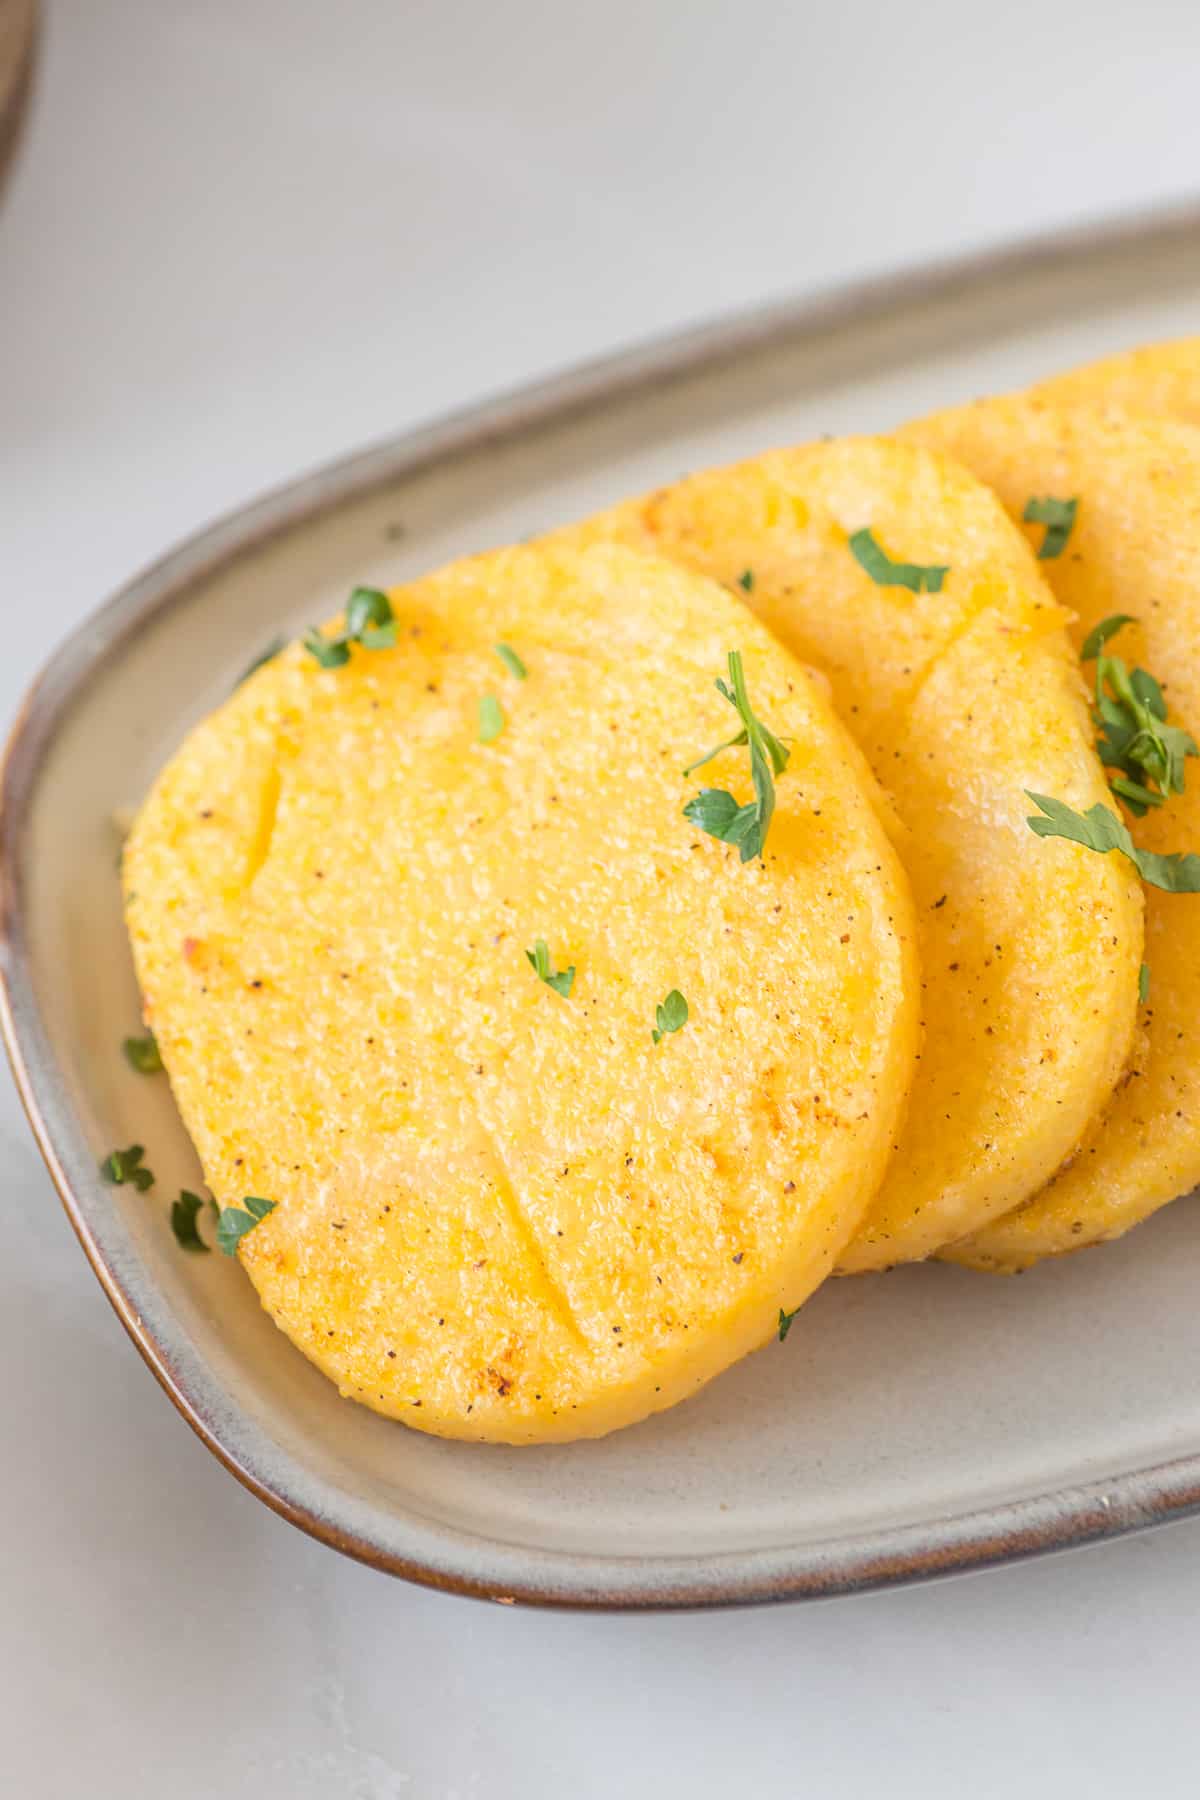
(170, 1189), (210, 1253)
(1080, 614), (1137, 661)
(302, 630), (351, 669)
(1023, 495), (1078, 560)
(494, 643), (528, 680)
(1139, 962), (1151, 1005)
(304, 586), (396, 666)
(216, 1196), (277, 1256)
(778, 1306), (800, 1342)
(683, 651), (789, 862)
(525, 938), (575, 998)
(848, 527), (947, 593)
(683, 734), (748, 778)
(1025, 792), (1200, 892)
(737, 569), (755, 592)
(235, 635), (286, 689)
(101, 1144), (154, 1191)
(683, 788), (759, 851)
(345, 586), (397, 649)
(122, 1032), (163, 1075)
(651, 989), (689, 1044)
(1081, 615), (1197, 815)
(478, 694), (505, 742)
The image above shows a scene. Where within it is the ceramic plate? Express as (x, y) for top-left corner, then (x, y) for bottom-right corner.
(0, 0), (37, 202)
(8, 204), (1200, 1610)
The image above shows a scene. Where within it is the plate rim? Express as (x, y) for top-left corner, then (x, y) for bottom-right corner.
(7, 195), (1200, 1610)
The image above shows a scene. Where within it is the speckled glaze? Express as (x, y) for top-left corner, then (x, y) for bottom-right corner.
(7, 202), (1200, 1608)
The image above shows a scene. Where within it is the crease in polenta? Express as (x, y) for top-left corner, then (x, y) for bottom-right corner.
(242, 761), (281, 892)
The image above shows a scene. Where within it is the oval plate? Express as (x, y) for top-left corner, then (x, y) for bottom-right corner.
(8, 204), (1200, 1610)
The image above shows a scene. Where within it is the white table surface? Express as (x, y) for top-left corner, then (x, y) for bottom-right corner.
(7, 2), (1200, 1792)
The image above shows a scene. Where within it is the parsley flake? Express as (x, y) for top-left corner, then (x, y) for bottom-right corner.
(1025, 792), (1200, 892)
(1080, 614), (1137, 661)
(651, 989), (689, 1044)
(737, 569), (755, 592)
(848, 527), (947, 593)
(494, 643), (528, 680)
(101, 1144), (155, 1191)
(778, 1305), (800, 1342)
(1080, 614), (1197, 816)
(304, 586), (396, 667)
(122, 1032), (163, 1075)
(216, 1196), (277, 1256)
(345, 586), (397, 647)
(683, 651), (790, 863)
(235, 635), (286, 689)
(478, 694), (505, 742)
(525, 938), (575, 998)
(1139, 962), (1151, 1005)
(302, 630), (351, 669)
(1024, 495), (1078, 560)
(170, 1189), (210, 1253)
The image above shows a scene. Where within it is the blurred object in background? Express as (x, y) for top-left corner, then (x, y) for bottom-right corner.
(0, 0), (36, 203)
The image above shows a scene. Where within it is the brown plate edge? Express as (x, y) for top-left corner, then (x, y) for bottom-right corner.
(0, 0), (38, 206)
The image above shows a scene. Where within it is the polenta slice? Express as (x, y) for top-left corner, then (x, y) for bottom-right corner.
(124, 543), (918, 1442)
(554, 441), (1143, 1270)
(906, 400), (1200, 1269)
(1031, 337), (1200, 426)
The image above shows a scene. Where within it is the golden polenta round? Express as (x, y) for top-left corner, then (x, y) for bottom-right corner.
(1031, 336), (1200, 427)
(554, 442), (1143, 1269)
(906, 400), (1200, 1270)
(124, 543), (918, 1441)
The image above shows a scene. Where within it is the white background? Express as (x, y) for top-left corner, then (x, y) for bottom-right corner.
(7, 2), (1200, 1793)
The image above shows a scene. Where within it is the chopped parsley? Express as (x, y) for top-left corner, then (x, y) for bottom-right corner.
(1139, 962), (1151, 1005)
(215, 1196), (277, 1256)
(651, 989), (689, 1044)
(1080, 614), (1136, 661)
(1023, 495), (1078, 560)
(170, 1189), (210, 1253)
(683, 651), (790, 863)
(235, 634), (286, 689)
(478, 694), (505, 742)
(101, 1144), (154, 1191)
(1081, 614), (1197, 816)
(737, 569), (755, 592)
(302, 630), (351, 669)
(303, 586), (396, 667)
(344, 586), (397, 648)
(494, 643), (528, 680)
(122, 1032), (163, 1075)
(525, 938), (575, 998)
(1025, 792), (1200, 892)
(778, 1305), (800, 1342)
(848, 527), (947, 593)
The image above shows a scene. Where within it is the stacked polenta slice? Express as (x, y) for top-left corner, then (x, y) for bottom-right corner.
(122, 337), (1200, 1443)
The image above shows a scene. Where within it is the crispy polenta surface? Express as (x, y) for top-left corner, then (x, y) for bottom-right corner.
(906, 400), (1200, 1270)
(124, 543), (918, 1441)
(1031, 337), (1200, 426)
(554, 441), (1143, 1269)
